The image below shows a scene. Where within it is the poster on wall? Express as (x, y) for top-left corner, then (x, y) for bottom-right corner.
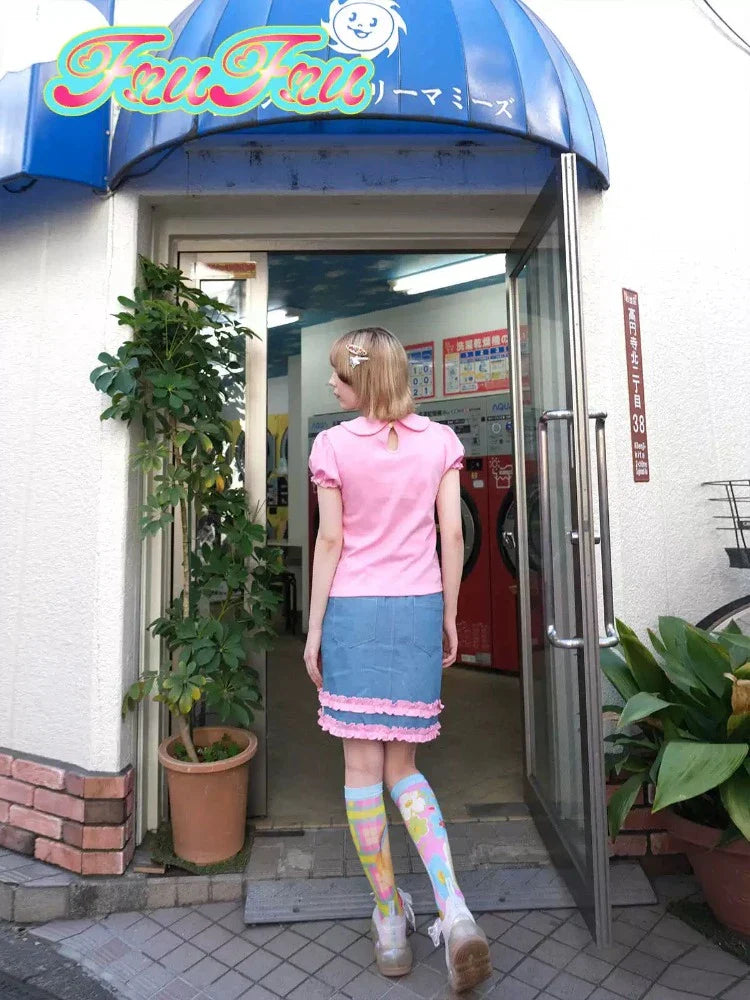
(405, 341), (435, 400)
(443, 330), (509, 395)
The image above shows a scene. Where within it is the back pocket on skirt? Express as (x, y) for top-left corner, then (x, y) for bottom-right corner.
(331, 597), (379, 648)
(413, 594), (444, 655)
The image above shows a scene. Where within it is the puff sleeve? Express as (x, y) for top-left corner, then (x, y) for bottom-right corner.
(309, 430), (341, 490)
(442, 425), (465, 475)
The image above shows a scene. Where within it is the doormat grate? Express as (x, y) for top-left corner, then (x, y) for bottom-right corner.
(244, 862), (655, 924)
(465, 802), (530, 818)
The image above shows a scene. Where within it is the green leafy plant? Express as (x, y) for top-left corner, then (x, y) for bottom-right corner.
(92, 255), (283, 763)
(603, 617), (750, 843)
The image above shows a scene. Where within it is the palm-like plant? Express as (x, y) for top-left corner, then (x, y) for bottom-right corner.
(603, 617), (750, 843)
(91, 255), (283, 763)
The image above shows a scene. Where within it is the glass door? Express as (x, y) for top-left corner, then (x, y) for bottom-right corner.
(507, 155), (616, 945)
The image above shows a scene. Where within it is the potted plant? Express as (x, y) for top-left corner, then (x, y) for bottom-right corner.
(91, 255), (283, 864)
(603, 617), (750, 935)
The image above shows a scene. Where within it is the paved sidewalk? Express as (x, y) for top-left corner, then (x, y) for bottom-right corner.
(15, 876), (750, 1000)
(0, 920), (117, 999)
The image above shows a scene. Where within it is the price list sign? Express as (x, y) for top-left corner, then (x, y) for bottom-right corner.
(405, 341), (435, 400)
(443, 330), (509, 395)
(623, 289), (650, 482)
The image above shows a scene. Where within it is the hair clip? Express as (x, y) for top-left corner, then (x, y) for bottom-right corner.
(346, 343), (369, 369)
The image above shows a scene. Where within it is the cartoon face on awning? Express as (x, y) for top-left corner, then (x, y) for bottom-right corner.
(322, 0), (406, 58)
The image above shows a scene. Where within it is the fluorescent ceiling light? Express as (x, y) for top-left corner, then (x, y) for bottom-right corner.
(390, 255), (506, 295)
(267, 308), (300, 328)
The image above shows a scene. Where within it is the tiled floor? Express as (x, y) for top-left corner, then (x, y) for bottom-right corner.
(28, 876), (750, 1000)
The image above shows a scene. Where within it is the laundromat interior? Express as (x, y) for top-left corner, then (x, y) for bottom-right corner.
(249, 249), (524, 827)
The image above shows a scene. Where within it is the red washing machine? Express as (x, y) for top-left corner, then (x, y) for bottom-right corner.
(484, 395), (520, 674)
(491, 399), (545, 655)
(418, 400), (493, 669)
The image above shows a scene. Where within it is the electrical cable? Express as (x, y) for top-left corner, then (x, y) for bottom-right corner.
(695, 0), (750, 55)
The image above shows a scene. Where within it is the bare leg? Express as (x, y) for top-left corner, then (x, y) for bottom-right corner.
(383, 741), (418, 791)
(342, 736), (384, 788)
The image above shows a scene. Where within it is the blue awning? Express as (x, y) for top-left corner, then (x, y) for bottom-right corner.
(110, 0), (609, 189)
(0, 0), (609, 192)
(0, 0), (113, 191)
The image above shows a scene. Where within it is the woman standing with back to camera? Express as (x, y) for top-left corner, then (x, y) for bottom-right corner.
(304, 327), (491, 993)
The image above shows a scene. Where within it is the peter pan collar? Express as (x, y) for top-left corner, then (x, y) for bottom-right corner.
(341, 412), (430, 436)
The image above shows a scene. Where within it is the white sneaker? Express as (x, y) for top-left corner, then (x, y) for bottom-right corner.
(370, 889), (416, 977)
(428, 897), (491, 994)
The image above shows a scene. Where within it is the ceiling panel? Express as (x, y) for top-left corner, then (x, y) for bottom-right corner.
(267, 252), (503, 378)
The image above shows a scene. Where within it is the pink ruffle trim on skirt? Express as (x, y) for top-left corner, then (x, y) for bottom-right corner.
(317, 710), (440, 742)
(318, 691), (443, 718)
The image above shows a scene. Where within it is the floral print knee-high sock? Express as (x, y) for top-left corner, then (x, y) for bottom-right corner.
(345, 782), (403, 918)
(391, 773), (464, 919)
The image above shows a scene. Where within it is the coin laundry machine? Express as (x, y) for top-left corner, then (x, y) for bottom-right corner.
(417, 396), (519, 674)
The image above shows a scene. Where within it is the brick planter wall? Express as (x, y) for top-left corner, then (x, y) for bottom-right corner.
(606, 779), (691, 876)
(0, 750), (135, 876)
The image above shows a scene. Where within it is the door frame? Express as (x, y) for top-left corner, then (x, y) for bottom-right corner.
(135, 218), (603, 836)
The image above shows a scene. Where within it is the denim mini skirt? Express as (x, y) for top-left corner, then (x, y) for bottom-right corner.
(318, 592), (444, 742)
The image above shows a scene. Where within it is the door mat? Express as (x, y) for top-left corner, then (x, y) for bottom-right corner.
(667, 899), (750, 967)
(244, 862), (655, 924)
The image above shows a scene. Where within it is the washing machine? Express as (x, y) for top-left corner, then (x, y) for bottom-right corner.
(485, 395), (520, 673)
(493, 402), (545, 652)
(417, 399), (492, 669)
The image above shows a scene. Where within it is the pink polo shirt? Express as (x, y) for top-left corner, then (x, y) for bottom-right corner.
(309, 412), (465, 597)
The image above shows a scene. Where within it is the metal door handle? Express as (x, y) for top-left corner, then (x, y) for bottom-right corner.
(589, 412), (618, 648)
(538, 410), (583, 649)
(537, 409), (618, 650)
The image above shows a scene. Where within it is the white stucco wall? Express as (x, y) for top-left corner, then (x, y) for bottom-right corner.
(267, 376), (289, 415)
(527, 0), (750, 632)
(0, 183), (143, 772)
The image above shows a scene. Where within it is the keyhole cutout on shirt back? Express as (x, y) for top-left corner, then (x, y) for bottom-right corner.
(387, 422), (399, 452)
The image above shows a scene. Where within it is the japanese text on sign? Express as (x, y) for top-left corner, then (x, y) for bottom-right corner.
(622, 289), (650, 482)
(443, 330), (509, 395)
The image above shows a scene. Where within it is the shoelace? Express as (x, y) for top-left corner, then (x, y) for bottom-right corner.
(399, 889), (416, 932)
(428, 917), (443, 948)
(369, 888), (416, 937)
(427, 901), (476, 948)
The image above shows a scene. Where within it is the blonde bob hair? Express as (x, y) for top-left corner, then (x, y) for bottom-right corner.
(330, 327), (415, 422)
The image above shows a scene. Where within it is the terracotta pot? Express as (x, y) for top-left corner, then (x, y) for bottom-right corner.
(663, 809), (750, 936)
(158, 726), (258, 864)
